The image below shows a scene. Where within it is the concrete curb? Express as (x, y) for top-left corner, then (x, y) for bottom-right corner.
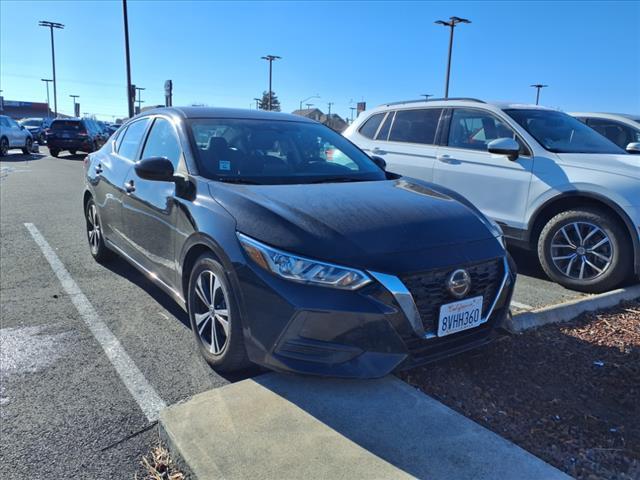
(509, 283), (640, 332)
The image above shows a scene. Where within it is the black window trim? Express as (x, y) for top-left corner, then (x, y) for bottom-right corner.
(381, 107), (445, 147)
(443, 106), (533, 157)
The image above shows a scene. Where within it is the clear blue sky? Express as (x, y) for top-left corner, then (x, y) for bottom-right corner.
(1, 0), (638, 120)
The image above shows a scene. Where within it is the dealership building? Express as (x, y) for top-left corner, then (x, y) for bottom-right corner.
(0, 99), (52, 119)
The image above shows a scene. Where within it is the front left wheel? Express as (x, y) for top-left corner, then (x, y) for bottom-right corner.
(85, 198), (112, 263)
(187, 254), (249, 372)
(22, 137), (33, 155)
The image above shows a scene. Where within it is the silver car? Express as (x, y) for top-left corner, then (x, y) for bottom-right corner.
(0, 115), (33, 156)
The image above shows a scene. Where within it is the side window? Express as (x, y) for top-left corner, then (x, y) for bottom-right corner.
(448, 109), (520, 152)
(141, 118), (182, 168)
(376, 111), (395, 141)
(358, 113), (385, 139)
(114, 126), (127, 152)
(586, 118), (636, 148)
(388, 108), (443, 145)
(8, 118), (19, 128)
(117, 119), (149, 160)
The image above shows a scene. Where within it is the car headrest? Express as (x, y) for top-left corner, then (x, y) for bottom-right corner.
(207, 137), (229, 155)
(251, 131), (275, 150)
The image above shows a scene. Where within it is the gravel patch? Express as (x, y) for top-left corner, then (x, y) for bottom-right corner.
(400, 301), (640, 480)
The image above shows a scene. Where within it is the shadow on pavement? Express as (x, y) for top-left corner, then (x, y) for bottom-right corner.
(0, 152), (47, 162)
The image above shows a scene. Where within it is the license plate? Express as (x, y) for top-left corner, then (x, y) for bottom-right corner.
(61, 132), (70, 138)
(437, 295), (484, 337)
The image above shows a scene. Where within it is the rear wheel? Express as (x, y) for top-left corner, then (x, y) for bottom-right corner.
(85, 198), (112, 263)
(538, 208), (632, 293)
(187, 254), (249, 372)
(49, 148), (59, 157)
(69, 150), (77, 156)
(0, 137), (8, 157)
(22, 137), (33, 154)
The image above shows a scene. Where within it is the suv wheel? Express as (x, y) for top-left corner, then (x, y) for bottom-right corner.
(49, 148), (60, 157)
(0, 137), (8, 157)
(22, 137), (33, 155)
(69, 150), (77, 156)
(538, 208), (632, 293)
(187, 254), (249, 372)
(85, 198), (112, 263)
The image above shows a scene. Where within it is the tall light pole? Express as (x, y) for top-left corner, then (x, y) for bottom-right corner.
(253, 97), (261, 109)
(41, 79), (53, 117)
(299, 94), (320, 111)
(122, 0), (134, 118)
(70, 95), (79, 116)
(421, 94), (433, 101)
(135, 86), (145, 112)
(531, 84), (548, 105)
(39, 21), (64, 117)
(434, 16), (471, 99)
(327, 102), (334, 115)
(261, 55), (281, 111)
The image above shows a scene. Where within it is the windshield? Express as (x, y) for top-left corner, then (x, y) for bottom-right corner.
(51, 120), (82, 131)
(505, 109), (625, 154)
(189, 118), (386, 184)
(20, 119), (41, 127)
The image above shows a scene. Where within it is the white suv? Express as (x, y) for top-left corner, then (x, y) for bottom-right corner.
(344, 98), (640, 293)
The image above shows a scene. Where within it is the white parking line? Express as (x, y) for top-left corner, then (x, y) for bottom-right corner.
(511, 300), (533, 310)
(24, 223), (167, 422)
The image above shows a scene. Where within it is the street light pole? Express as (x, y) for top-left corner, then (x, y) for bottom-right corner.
(327, 102), (334, 115)
(530, 84), (548, 105)
(39, 21), (64, 118)
(41, 79), (53, 117)
(261, 55), (281, 111)
(420, 94), (433, 101)
(122, 0), (134, 118)
(434, 16), (471, 99)
(349, 107), (356, 122)
(299, 94), (320, 111)
(70, 95), (79, 116)
(253, 97), (261, 109)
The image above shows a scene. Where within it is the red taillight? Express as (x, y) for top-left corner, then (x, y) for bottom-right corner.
(78, 131), (88, 137)
(83, 155), (90, 167)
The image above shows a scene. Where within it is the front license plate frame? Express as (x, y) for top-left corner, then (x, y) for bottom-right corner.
(437, 295), (484, 337)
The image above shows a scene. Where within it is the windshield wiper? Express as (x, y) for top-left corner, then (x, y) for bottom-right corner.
(310, 177), (364, 184)
(216, 177), (261, 185)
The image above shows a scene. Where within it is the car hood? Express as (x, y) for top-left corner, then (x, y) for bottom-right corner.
(556, 153), (640, 180)
(208, 178), (498, 270)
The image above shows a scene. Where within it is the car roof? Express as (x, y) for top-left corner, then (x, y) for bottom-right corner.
(139, 106), (316, 123)
(374, 98), (555, 112)
(569, 112), (640, 121)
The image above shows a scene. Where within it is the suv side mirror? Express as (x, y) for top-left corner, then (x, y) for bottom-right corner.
(134, 157), (175, 181)
(487, 138), (520, 161)
(625, 142), (640, 154)
(370, 155), (387, 171)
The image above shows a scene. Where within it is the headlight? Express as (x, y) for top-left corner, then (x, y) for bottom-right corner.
(237, 233), (371, 290)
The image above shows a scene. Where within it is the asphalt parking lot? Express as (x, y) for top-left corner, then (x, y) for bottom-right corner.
(0, 148), (598, 478)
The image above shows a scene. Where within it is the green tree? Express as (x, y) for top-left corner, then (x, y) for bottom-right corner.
(258, 90), (281, 112)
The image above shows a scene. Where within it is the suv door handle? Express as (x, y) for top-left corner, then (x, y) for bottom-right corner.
(95, 164), (103, 174)
(372, 147), (387, 155)
(125, 180), (135, 193)
(437, 154), (452, 163)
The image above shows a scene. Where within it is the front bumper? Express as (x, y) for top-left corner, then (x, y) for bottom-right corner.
(234, 244), (516, 378)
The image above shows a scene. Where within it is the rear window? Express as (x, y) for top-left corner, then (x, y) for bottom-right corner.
(358, 113), (385, 139)
(51, 121), (82, 131)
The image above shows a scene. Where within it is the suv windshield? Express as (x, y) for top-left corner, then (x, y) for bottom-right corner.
(189, 119), (386, 184)
(20, 119), (42, 127)
(505, 109), (625, 154)
(51, 120), (83, 131)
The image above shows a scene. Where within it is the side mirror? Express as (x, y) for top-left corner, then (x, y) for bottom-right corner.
(20, 125), (25, 130)
(370, 155), (387, 171)
(625, 142), (640, 154)
(134, 157), (175, 181)
(487, 137), (520, 161)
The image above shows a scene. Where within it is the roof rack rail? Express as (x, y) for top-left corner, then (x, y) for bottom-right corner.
(383, 97), (486, 106)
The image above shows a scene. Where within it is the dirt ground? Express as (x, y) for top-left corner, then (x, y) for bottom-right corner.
(400, 300), (640, 480)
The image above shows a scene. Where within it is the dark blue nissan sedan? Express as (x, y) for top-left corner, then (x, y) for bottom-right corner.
(82, 107), (516, 378)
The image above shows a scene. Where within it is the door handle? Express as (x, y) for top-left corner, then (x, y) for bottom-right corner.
(372, 147), (387, 155)
(95, 164), (103, 174)
(125, 180), (135, 193)
(437, 154), (452, 163)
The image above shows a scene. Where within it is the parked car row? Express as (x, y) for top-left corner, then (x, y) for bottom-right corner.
(343, 98), (639, 293)
(0, 114), (33, 156)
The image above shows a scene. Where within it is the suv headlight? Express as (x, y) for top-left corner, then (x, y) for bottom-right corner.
(237, 233), (371, 290)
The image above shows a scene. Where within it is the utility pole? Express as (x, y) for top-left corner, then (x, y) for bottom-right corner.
(261, 55), (281, 110)
(349, 107), (356, 122)
(135, 86), (145, 112)
(530, 84), (548, 105)
(41, 79), (53, 117)
(70, 95), (79, 116)
(305, 103), (314, 110)
(434, 16), (471, 98)
(122, 0), (134, 118)
(254, 97), (261, 109)
(39, 21), (64, 117)
(299, 94), (320, 111)
(327, 102), (334, 115)
(420, 94), (433, 101)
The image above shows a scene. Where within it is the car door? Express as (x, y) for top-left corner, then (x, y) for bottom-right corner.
(93, 118), (151, 249)
(432, 107), (533, 229)
(7, 117), (25, 147)
(365, 108), (443, 181)
(121, 116), (183, 287)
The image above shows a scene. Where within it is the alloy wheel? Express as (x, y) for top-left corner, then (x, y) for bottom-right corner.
(193, 270), (230, 354)
(550, 221), (613, 280)
(0, 138), (8, 156)
(86, 204), (101, 254)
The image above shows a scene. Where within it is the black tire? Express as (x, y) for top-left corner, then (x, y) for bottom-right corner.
(69, 150), (77, 156)
(22, 137), (33, 155)
(187, 254), (249, 372)
(85, 198), (112, 263)
(49, 148), (59, 157)
(537, 208), (632, 293)
(0, 137), (8, 157)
